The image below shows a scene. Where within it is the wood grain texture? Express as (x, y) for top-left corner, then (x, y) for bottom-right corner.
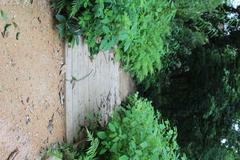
(65, 44), (73, 143)
(65, 37), (135, 143)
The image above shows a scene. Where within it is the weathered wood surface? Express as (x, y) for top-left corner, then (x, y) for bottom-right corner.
(65, 37), (135, 143)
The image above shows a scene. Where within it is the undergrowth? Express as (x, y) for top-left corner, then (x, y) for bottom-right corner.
(46, 94), (186, 160)
(51, 0), (176, 81)
(47, 129), (99, 160)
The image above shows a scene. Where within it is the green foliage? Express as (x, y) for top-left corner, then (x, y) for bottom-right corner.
(144, 49), (240, 159)
(97, 94), (186, 160)
(200, 146), (237, 160)
(46, 95), (186, 160)
(175, 0), (225, 19)
(115, 1), (176, 81)
(0, 10), (8, 21)
(46, 130), (99, 160)
(138, 1), (240, 159)
(141, 38), (240, 159)
(50, 0), (240, 159)
(51, 0), (176, 81)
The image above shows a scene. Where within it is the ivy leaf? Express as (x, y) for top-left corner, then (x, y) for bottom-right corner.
(108, 123), (116, 132)
(110, 143), (118, 153)
(99, 148), (107, 155)
(140, 142), (148, 149)
(102, 26), (110, 34)
(119, 31), (128, 41)
(101, 17), (110, 24)
(97, 131), (107, 140)
(100, 37), (115, 51)
(119, 155), (129, 160)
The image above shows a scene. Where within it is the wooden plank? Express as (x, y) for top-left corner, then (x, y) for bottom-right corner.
(65, 37), (134, 143)
(65, 44), (73, 143)
(72, 43), (81, 142)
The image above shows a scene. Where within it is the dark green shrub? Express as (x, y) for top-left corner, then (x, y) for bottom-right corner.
(175, 0), (224, 19)
(142, 40), (240, 160)
(51, 0), (176, 81)
(138, 2), (240, 159)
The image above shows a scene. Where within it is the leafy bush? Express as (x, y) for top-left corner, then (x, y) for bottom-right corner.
(46, 94), (186, 160)
(51, 0), (176, 81)
(97, 94), (186, 160)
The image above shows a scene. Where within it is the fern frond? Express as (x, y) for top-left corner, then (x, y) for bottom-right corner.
(52, 0), (67, 13)
(70, 0), (82, 17)
(84, 129), (99, 160)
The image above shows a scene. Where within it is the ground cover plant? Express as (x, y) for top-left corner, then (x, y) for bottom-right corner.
(51, 0), (176, 81)
(46, 95), (186, 160)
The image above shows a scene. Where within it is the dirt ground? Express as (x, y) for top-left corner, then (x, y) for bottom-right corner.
(0, 0), (65, 159)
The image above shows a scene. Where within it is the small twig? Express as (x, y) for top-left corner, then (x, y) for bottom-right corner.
(72, 69), (93, 82)
(7, 148), (19, 160)
(59, 63), (66, 75)
(70, 69), (94, 89)
(16, 32), (20, 40)
(1, 23), (11, 38)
